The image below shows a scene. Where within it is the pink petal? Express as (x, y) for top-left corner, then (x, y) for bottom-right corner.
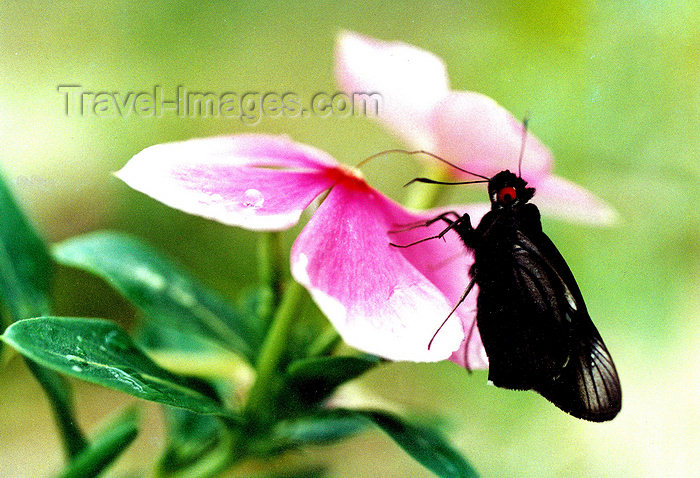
(335, 31), (449, 150)
(534, 175), (619, 225)
(431, 92), (553, 181)
(450, 331), (489, 370)
(395, 203), (491, 370)
(116, 135), (340, 231)
(291, 185), (470, 362)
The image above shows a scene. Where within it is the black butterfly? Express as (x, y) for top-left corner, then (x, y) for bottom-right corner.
(390, 148), (622, 422)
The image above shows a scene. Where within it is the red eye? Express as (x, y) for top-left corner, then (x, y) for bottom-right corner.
(497, 186), (517, 203)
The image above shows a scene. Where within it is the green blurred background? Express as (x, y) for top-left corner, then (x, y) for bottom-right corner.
(1, 1), (697, 476)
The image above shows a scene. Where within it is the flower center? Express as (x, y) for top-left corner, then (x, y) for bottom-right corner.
(326, 163), (369, 192)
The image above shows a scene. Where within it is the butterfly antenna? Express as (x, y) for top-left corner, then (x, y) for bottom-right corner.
(356, 149), (490, 181)
(517, 115), (530, 178)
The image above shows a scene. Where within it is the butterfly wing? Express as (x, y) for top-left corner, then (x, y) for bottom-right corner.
(535, 326), (622, 421)
(473, 204), (621, 421)
(511, 221), (622, 421)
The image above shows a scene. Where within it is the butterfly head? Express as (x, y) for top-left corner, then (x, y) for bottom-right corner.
(488, 170), (535, 210)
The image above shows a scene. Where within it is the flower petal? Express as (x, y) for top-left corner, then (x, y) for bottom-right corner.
(116, 135), (340, 231)
(450, 331), (489, 370)
(534, 175), (619, 225)
(291, 185), (468, 362)
(335, 31), (449, 150)
(395, 203), (491, 370)
(431, 92), (553, 181)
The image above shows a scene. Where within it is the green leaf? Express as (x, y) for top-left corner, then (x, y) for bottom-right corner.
(0, 171), (87, 458)
(57, 407), (139, 478)
(345, 409), (479, 478)
(263, 409), (369, 455)
(135, 321), (255, 386)
(135, 319), (218, 354)
(0, 169), (51, 322)
(2, 317), (234, 417)
(24, 359), (88, 457)
(251, 466), (327, 478)
(285, 355), (380, 405)
(158, 408), (223, 473)
(52, 231), (263, 362)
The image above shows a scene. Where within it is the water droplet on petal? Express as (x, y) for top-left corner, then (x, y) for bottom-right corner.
(242, 189), (264, 209)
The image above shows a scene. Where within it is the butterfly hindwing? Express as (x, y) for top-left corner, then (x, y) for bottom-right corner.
(515, 225), (622, 420)
(535, 329), (622, 421)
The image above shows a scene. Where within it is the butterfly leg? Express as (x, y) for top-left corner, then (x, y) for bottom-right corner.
(428, 277), (476, 350)
(452, 213), (477, 249)
(389, 212), (464, 248)
(388, 211), (461, 233)
(463, 316), (478, 373)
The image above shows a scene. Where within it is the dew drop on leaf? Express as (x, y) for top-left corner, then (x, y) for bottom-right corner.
(65, 354), (87, 364)
(109, 368), (145, 393)
(103, 330), (131, 353)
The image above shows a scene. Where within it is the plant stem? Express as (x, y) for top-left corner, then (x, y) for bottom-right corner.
(154, 277), (307, 477)
(257, 232), (283, 294)
(153, 429), (239, 478)
(244, 280), (306, 426)
(306, 324), (341, 357)
(256, 232), (283, 324)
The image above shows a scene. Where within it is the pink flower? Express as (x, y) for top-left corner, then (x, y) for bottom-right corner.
(117, 135), (489, 368)
(336, 31), (617, 224)
(116, 34), (617, 373)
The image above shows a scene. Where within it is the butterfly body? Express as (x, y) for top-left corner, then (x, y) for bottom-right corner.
(452, 170), (621, 421)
